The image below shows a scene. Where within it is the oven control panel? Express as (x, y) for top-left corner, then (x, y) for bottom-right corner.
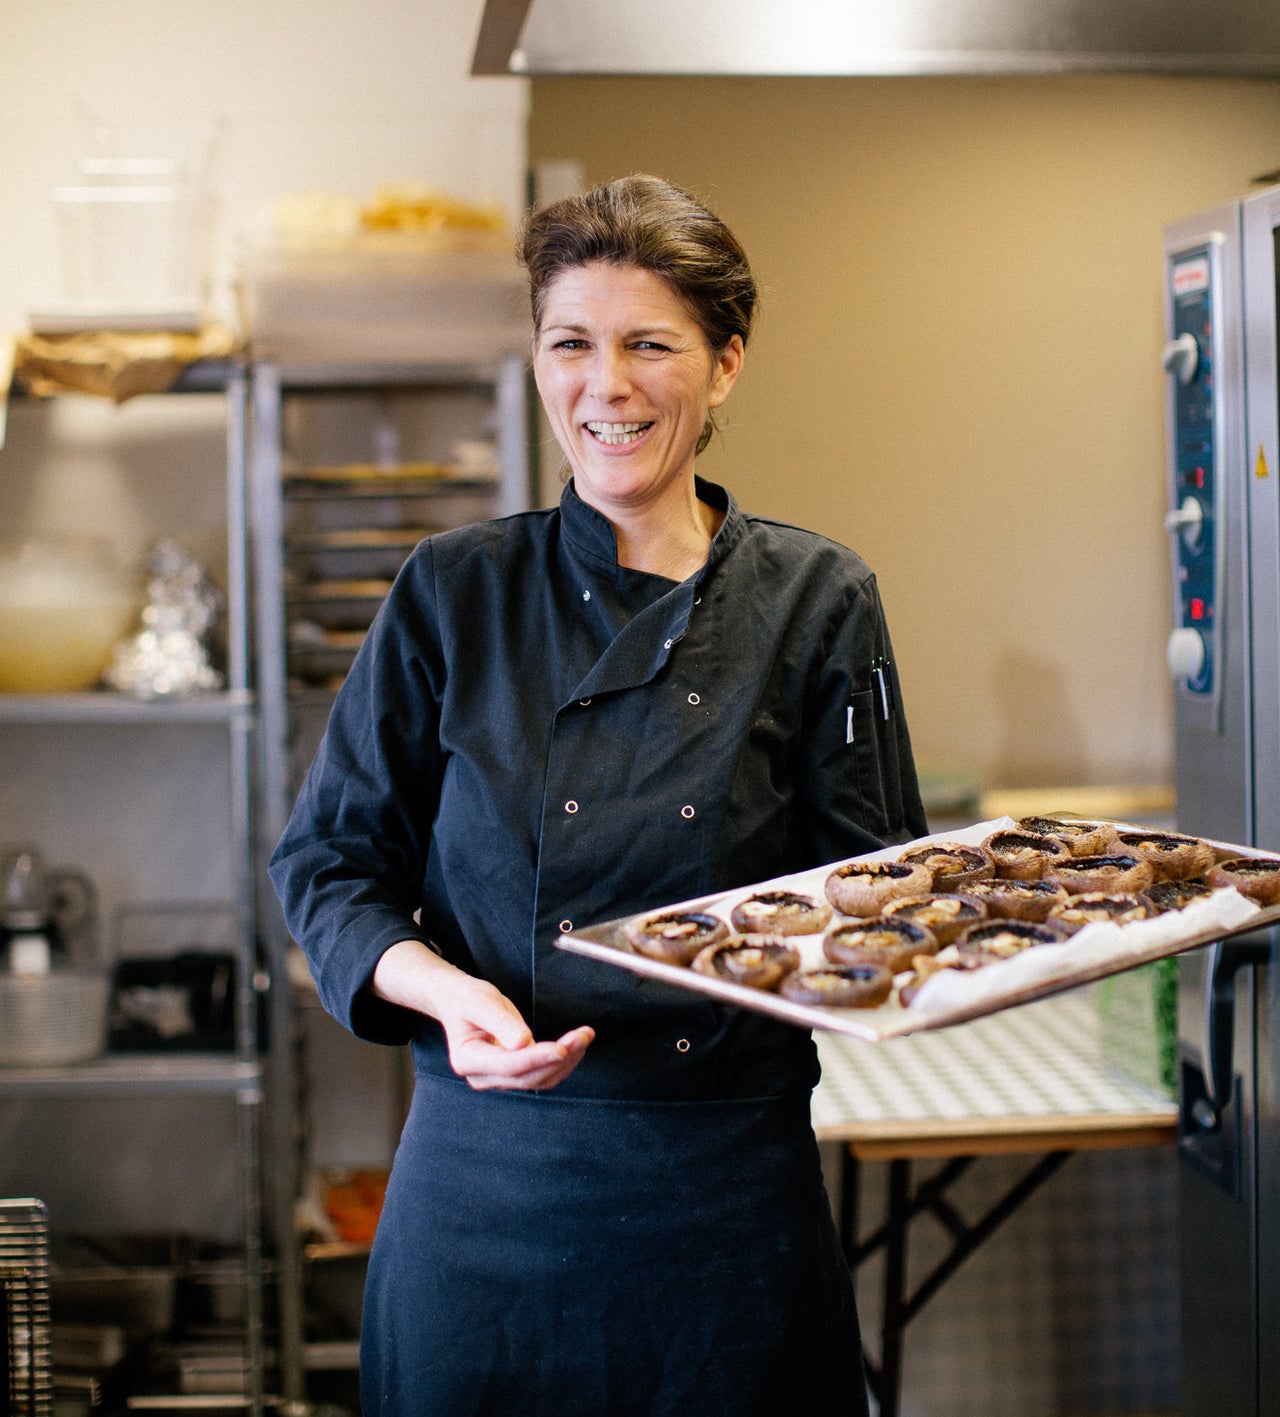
(1164, 244), (1222, 716)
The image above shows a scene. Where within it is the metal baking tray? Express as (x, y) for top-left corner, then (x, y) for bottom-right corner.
(284, 527), (435, 552)
(286, 577), (394, 602)
(555, 817), (1280, 1040)
(282, 463), (497, 500)
(287, 625), (366, 685)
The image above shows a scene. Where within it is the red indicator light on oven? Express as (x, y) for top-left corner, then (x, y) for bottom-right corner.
(1190, 598), (1205, 620)
(1195, 467), (1205, 487)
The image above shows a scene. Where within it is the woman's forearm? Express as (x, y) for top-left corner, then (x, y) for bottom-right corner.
(371, 939), (473, 1022)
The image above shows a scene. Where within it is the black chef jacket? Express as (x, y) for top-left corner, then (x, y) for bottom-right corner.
(269, 476), (927, 1102)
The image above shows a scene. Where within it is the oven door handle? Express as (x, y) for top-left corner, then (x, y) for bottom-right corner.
(1204, 929), (1273, 1117)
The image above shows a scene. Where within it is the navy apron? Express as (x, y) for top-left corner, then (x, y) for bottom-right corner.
(361, 1072), (868, 1417)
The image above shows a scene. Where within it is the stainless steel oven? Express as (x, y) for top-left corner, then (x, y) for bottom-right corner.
(1163, 185), (1280, 1416)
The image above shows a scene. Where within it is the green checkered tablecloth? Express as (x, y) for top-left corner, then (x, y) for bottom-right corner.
(811, 989), (1176, 1137)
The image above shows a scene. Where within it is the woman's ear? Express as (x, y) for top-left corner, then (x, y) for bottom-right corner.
(707, 334), (745, 410)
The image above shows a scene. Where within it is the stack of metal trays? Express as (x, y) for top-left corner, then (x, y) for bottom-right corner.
(0, 1197), (52, 1417)
(282, 462), (495, 689)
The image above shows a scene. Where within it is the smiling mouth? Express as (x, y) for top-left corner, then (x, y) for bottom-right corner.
(584, 421), (654, 446)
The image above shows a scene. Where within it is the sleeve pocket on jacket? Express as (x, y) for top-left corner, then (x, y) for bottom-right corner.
(845, 688), (907, 841)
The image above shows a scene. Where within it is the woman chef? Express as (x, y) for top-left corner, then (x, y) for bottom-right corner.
(270, 173), (928, 1417)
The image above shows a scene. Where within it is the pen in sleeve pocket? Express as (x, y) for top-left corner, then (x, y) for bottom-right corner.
(872, 656), (895, 721)
(846, 659), (896, 742)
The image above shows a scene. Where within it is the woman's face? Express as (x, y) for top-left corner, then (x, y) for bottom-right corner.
(532, 262), (743, 521)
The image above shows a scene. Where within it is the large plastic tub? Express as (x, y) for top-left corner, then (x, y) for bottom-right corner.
(238, 235), (530, 364)
(0, 973), (111, 1067)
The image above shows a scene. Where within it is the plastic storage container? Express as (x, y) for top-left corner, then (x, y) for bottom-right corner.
(0, 972), (111, 1067)
(50, 155), (211, 325)
(238, 236), (529, 364)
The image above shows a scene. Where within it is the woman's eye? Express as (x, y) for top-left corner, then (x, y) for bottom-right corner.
(634, 340), (672, 353)
(550, 338), (588, 351)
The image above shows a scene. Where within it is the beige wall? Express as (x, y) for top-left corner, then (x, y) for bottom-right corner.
(529, 75), (1280, 795)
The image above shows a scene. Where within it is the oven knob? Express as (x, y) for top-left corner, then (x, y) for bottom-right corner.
(1167, 627), (1206, 681)
(1164, 495), (1204, 551)
(1161, 332), (1200, 385)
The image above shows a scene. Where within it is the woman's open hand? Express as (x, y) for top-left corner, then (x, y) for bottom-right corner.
(371, 940), (594, 1091)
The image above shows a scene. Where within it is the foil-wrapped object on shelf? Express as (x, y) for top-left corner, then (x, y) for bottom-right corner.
(104, 539), (224, 698)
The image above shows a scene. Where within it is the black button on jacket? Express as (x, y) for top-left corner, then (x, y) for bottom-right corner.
(269, 477), (928, 1101)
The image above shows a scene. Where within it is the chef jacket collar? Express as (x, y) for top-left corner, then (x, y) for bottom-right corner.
(559, 475), (745, 585)
(558, 475), (744, 704)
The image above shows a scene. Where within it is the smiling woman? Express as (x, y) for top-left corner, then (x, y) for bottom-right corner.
(270, 172), (927, 1417)
(522, 173), (756, 575)
(531, 261), (743, 576)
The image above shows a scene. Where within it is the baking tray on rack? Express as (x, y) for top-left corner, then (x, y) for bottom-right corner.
(284, 526), (437, 586)
(285, 527), (436, 552)
(554, 817), (1280, 1041)
(282, 463), (498, 499)
(287, 625), (367, 683)
(287, 577), (395, 604)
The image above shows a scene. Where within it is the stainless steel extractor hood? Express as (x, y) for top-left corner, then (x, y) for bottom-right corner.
(471, 0), (1280, 76)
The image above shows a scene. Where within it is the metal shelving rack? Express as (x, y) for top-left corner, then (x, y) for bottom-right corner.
(0, 364), (269, 1417)
(250, 355), (530, 1403)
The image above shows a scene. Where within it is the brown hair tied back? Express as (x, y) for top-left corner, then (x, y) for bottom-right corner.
(520, 177), (757, 456)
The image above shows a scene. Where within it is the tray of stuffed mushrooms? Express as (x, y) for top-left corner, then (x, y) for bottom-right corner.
(554, 815), (1280, 1040)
